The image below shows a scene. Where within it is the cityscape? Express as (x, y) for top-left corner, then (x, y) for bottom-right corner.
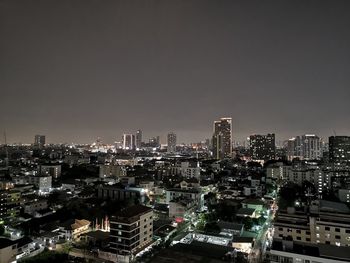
(1, 1), (350, 263)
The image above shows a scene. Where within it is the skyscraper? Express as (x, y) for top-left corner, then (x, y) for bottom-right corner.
(34, 135), (46, 148)
(212, 117), (232, 159)
(167, 132), (177, 153)
(286, 134), (322, 160)
(329, 136), (350, 164)
(135, 130), (142, 149)
(122, 134), (135, 150)
(249, 133), (275, 161)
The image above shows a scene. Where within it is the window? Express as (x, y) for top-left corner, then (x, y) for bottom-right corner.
(325, 241), (330, 244)
(306, 231), (310, 235)
(335, 228), (340, 232)
(335, 235), (341, 239)
(325, 227), (330, 231)
(306, 238), (310, 241)
(118, 231), (121, 235)
(279, 227), (283, 231)
(296, 237), (301, 240)
(296, 230), (301, 234)
(346, 229), (350, 234)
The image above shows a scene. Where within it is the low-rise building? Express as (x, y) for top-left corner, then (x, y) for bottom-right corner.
(268, 239), (350, 263)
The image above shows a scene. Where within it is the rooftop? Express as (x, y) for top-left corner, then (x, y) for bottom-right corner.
(112, 204), (152, 219)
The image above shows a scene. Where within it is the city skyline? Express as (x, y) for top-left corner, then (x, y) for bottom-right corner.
(0, 127), (342, 145)
(1, 0), (350, 144)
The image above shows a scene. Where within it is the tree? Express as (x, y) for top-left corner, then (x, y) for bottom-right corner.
(242, 217), (254, 230)
(0, 224), (5, 236)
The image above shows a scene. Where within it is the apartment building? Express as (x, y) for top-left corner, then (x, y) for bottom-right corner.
(109, 205), (153, 256)
(273, 201), (350, 247)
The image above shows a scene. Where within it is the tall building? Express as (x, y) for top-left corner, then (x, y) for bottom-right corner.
(167, 132), (177, 153)
(122, 134), (135, 150)
(212, 117), (232, 159)
(149, 136), (160, 147)
(109, 205), (153, 256)
(34, 135), (46, 148)
(135, 130), (142, 149)
(287, 135), (322, 160)
(249, 133), (275, 161)
(329, 136), (350, 165)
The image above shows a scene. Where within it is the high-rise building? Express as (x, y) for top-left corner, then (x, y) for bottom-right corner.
(212, 117), (232, 159)
(135, 130), (142, 149)
(149, 136), (160, 147)
(167, 132), (177, 153)
(249, 133), (275, 161)
(34, 135), (46, 148)
(122, 134), (135, 150)
(287, 135), (322, 160)
(109, 205), (153, 256)
(329, 136), (350, 164)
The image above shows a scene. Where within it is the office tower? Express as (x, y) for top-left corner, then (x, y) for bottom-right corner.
(249, 133), (275, 161)
(135, 130), (142, 149)
(329, 136), (350, 164)
(212, 117), (232, 159)
(109, 205), (153, 256)
(122, 134), (135, 150)
(34, 135), (46, 148)
(287, 135), (322, 160)
(167, 132), (177, 153)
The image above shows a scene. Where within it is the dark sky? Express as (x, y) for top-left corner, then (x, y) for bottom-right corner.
(1, 0), (350, 144)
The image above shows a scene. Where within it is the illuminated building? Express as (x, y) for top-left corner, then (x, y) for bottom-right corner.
(249, 133), (275, 161)
(135, 130), (142, 149)
(329, 136), (350, 165)
(287, 135), (322, 160)
(212, 117), (232, 159)
(122, 134), (135, 150)
(167, 132), (177, 153)
(34, 134), (45, 148)
(109, 205), (153, 256)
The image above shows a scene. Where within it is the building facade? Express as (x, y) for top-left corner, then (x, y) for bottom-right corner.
(249, 134), (275, 161)
(167, 132), (177, 153)
(110, 205), (153, 256)
(212, 117), (232, 159)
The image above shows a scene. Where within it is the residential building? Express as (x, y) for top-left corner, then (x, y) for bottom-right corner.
(135, 130), (142, 149)
(249, 134), (275, 161)
(212, 117), (232, 159)
(34, 135), (45, 148)
(0, 190), (21, 223)
(286, 135), (322, 160)
(329, 136), (350, 165)
(109, 205), (153, 256)
(273, 201), (350, 247)
(268, 239), (350, 263)
(39, 164), (61, 179)
(167, 133), (177, 153)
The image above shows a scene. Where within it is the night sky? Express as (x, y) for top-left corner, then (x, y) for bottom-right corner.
(1, 0), (350, 144)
